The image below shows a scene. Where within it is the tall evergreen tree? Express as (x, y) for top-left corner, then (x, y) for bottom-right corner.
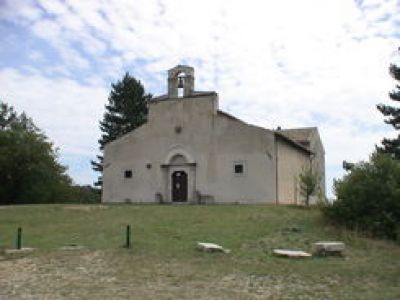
(377, 48), (400, 159)
(91, 73), (151, 186)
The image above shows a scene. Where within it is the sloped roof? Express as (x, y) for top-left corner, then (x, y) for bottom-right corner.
(278, 127), (316, 143)
(274, 131), (313, 154)
(217, 111), (313, 154)
(217, 110), (244, 123)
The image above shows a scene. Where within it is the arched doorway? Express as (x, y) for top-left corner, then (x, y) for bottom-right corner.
(161, 147), (196, 203)
(172, 170), (188, 202)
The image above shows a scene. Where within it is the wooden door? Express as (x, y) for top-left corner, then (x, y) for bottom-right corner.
(172, 171), (188, 202)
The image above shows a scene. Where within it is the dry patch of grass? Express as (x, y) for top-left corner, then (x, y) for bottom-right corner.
(0, 250), (111, 299)
(0, 250), (340, 300)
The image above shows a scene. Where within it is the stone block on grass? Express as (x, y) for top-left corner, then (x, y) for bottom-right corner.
(314, 241), (345, 256)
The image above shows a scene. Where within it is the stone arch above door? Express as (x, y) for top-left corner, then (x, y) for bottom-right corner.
(163, 146), (195, 165)
(170, 154), (187, 165)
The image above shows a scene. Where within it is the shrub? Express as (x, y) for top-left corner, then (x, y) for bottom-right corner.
(323, 153), (400, 240)
(299, 167), (320, 206)
(70, 185), (101, 203)
(0, 102), (101, 204)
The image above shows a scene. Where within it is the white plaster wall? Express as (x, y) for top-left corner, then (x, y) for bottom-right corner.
(276, 139), (310, 205)
(102, 94), (277, 203)
(201, 116), (277, 203)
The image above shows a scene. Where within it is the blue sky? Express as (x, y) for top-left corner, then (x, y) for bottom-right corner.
(0, 0), (399, 197)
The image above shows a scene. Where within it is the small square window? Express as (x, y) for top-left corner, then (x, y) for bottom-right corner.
(234, 164), (244, 174)
(124, 170), (132, 178)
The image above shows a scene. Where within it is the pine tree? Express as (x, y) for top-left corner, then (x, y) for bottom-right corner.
(91, 73), (152, 186)
(377, 48), (400, 159)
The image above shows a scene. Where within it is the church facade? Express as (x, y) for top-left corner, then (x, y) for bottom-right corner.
(102, 65), (325, 204)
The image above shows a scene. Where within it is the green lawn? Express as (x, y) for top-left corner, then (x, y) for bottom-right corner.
(0, 204), (399, 299)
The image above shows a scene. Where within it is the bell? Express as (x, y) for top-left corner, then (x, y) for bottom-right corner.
(177, 76), (184, 88)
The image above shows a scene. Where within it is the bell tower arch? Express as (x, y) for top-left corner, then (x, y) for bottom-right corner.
(167, 65), (194, 98)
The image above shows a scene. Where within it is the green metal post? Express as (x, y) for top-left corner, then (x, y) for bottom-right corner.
(16, 227), (22, 250)
(125, 225), (131, 248)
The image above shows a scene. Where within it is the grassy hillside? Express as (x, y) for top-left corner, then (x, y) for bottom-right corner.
(0, 204), (399, 299)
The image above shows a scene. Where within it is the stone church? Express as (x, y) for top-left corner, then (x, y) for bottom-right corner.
(102, 65), (325, 204)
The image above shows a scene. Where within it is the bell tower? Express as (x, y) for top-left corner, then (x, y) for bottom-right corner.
(167, 65), (194, 98)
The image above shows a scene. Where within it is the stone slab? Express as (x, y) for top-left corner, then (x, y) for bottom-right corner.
(273, 249), (312, 258)
(197, 242), (230, 253)
(5, 247), (35, 254)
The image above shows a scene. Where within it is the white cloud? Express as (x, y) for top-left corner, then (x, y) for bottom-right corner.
(36, 0), (69, 16)
(0, 0), (43, 23)
(1, 0), (399, 193)
(0, 68), (108, 157)
(27, 50), (44, 61)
